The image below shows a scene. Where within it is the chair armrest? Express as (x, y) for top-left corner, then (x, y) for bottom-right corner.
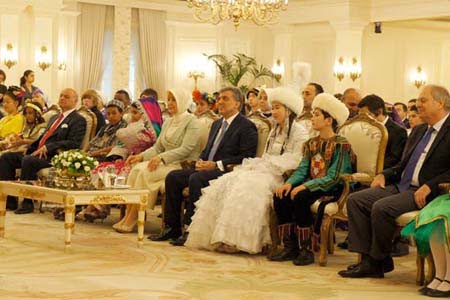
(439, 183), (450, 194)
(348, 173), (374, 185)
(336, 174), (352, 212)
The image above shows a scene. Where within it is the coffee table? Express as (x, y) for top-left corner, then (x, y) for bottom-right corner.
(0, 181), (148, 251)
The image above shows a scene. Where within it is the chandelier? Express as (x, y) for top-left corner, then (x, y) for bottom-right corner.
(186, 0), (289, 30)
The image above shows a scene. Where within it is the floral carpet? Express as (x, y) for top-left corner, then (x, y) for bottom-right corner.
(0, 209), (428, 300)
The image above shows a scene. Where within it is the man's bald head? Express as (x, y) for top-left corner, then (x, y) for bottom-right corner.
(58, 88), (79, 112)
(342, 88), (362, 118)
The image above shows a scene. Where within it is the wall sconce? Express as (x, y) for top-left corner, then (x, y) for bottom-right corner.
(187, 71), (205, 90)
(58, 63), (67, 71)
(3, 43), (18, 69)
(37, 46), (52, 71)
(349, 57), (361, 81)
(333, 57), (345, 81)
(271, 59), (284, 82)
(411, 66), (426, 89)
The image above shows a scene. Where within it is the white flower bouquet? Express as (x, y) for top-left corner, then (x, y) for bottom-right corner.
(51, 149), (99, 177)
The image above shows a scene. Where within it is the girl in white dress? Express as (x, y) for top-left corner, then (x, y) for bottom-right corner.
(186, 87), (309, 254)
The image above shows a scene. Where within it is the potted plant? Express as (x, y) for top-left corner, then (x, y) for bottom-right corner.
(205, 53), (276, 95)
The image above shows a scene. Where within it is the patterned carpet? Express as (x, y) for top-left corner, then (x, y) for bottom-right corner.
(0, 208), (428, 300)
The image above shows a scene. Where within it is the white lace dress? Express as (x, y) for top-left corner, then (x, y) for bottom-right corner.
(185, 122), (309, 254)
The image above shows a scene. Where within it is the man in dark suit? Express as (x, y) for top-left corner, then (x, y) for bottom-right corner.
(358, 95), (407, 169)
(150, 87), (258, 245)
(339, 84), (450, 278)
(394, 102), (410, 129)
(0, 88), (87, 213)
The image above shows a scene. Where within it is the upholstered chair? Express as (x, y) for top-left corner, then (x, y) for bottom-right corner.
(76, 106), (97, 151)
(248, 113), (272, 157)
(42, 104), (62, 124)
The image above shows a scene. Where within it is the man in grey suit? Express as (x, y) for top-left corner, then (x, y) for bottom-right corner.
(339, 84), (450, 278)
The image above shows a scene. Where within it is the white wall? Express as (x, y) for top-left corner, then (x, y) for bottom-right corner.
(361, 21), (450, 102)
(165, 20), (274, 94)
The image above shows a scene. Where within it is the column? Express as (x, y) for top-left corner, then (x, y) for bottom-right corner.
(112, 5), (132, 93)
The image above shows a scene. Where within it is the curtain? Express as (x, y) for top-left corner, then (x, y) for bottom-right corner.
(76, 3), (109, 93)
(137, 9), (167, 99)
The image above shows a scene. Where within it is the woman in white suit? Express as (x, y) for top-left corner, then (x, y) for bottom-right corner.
(114, 88), (202, 232)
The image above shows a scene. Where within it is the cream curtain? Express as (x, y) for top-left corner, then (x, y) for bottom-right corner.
(76, 3), (109, 92)
(136, 9), (167, 99)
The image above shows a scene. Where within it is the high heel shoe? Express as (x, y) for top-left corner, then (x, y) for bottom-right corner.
(114, 223), (136, 233)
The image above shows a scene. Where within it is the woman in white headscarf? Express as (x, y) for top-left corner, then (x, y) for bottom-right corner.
(186, 87), (309, 254)
(113, 88), (202, 233)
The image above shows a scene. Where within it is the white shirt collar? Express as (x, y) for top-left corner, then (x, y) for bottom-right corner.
(223, 111), (239, 125)
(62, 108), (76, 118)
(381, 116), (389, 126)
(431, 113), (449, 133)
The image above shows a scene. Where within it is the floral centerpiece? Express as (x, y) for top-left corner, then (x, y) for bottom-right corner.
(51, 149), (99, 178)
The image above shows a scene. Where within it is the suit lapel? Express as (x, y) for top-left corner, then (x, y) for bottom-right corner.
(216, 114), (241, 150)
(205, 119), (222, 155)
(424, 116), (450, 163)
(405, 125), (427, 160)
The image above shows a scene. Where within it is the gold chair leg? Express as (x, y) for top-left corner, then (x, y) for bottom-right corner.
(327, 219), (335, 254)
(425, 254), (435, 284)
(416, 254), (425, 286)
(319, 216), (332, 266)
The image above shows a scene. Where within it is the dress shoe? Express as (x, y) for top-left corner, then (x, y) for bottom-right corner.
(347, 256), (394, 273)
(148, 227), (181, 241)
(14, 206), (33, 214)
(6, 199), (18, 211)
(338, 256), (384, 278)
(170, 232), (188, 246)
(293, 248), (314, 266)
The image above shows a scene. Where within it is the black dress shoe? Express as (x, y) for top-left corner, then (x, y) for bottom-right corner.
(170, 232), (188, 246)
(148, 227), (181, 241)
(338, 256), (384, 278)
(14, 206), (33, 214)
(347, 256), (394, 273)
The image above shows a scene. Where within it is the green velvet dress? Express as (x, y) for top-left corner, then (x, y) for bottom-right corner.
(401, 194), (450, 256)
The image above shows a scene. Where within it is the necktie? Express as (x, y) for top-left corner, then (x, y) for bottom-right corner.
(38, 114), (64, 148)
(397, 127), (434, 192)
(208, 120), (228, 161)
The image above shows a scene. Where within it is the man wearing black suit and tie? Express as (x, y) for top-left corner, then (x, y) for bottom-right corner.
(150, 86), (258, 245)
(0, 88), (87, 214)
(358, 95), (407, 169)
(339, 84), (450, 278)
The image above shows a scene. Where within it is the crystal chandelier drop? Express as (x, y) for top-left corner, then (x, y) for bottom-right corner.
(186, 0), (289, 30)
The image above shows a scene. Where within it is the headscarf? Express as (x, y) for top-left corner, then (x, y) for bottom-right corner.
(133, 96), (163, 136)
(167, 88), (192, 116)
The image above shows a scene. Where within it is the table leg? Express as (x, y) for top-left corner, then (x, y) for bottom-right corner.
(137, 195), (148, 248)
(64, 205), (75, 251)
(0, 193), (6, 238)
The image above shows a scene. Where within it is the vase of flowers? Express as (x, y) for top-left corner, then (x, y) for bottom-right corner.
(51, 150), (99, 189)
